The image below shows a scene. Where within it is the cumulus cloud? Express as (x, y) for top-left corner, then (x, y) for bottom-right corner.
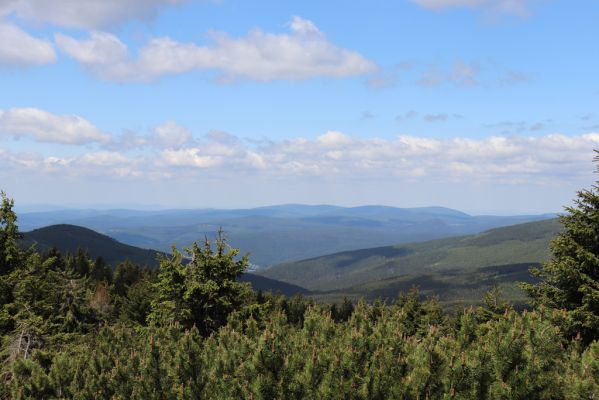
(316, 131), (354, 147)
(0, 147), (145, 179)
(107, 120), (194, 151)
(55, 17), (377, 82)
(0, 21), (55, 66)
(152, 120), (193, 149)
(79, 151), (129, 167)
(0, 107), (111, 144)
(409, 0), (538, 16)
(159, 130), (262, 170)
(0, 0), (186, 29)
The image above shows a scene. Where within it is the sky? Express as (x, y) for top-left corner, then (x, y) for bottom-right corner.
(0, 0), (598, 214)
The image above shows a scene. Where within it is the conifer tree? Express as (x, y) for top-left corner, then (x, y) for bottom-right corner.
(148, 230), (252, 335)
(0, 191), (21, 275)
(523, 152), (599, 343)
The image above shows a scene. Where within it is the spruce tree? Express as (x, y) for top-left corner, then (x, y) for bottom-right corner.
(522, 152), (599, 343)
(148, 229), (252, 335)
(0, 191), (21, 275)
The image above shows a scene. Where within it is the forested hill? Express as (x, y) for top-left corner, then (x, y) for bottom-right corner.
(19, 224), (308, 296)
(238, 274), (309, 297)
(21, 224), (163, 268)
(258, 218), (562, 305)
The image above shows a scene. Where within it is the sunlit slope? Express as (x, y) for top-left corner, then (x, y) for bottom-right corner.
(258, 218), (561, 292)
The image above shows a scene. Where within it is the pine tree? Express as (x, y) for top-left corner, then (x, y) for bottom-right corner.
(522, 151), (599, 343)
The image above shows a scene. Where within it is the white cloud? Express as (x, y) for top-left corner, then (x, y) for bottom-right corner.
(410, 0), (537, 16)
(159, 130), (252, 169)
(55, 17), (377, 82)
(79, 151), (129, 167)
(106, 120), (193, 151)
(0, 0), (186, 29)
(0, 107), (111, 144)
(152, 120), (193, 149)
(0, 21), (55, 66)
(0, 148), (144, 178)
(161, 148), (222, 168)
(55, 31), (127, 65)
(316, 131), (354, 147)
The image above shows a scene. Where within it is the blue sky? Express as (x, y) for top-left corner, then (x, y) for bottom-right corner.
(1, 0), (598, 214)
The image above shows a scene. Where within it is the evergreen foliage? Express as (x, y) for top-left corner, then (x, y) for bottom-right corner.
(147, 230), (252, 335)
(523, 152), (599, 343)
(0, 192), (22, 276)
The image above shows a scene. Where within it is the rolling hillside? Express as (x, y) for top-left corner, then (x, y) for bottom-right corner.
(258, 218), (562, 306)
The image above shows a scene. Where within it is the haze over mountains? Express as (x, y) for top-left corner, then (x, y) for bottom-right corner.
(18, 205), (555, 267)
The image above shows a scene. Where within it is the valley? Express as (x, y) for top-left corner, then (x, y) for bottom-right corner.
(18, 205), (555, 268)
(20, 213), (560, 307)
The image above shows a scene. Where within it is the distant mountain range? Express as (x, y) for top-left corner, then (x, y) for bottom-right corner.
(17, 205), (556, 267)
(20, 224), (307, 297)
(258, 218), (562, 307)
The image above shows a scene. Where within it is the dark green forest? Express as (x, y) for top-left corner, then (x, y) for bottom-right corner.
(1, 167), (599, 399)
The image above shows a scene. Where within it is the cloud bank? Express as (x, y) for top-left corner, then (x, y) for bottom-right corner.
(2, 120), (598, 185)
